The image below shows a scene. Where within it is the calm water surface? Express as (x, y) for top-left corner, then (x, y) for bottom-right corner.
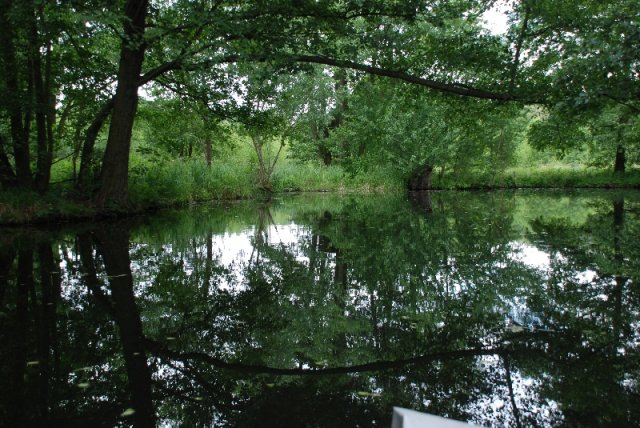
(1, 190), (639, 427)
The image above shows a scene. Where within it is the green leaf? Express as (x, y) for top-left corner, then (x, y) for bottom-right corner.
(121, 408), (136, 417)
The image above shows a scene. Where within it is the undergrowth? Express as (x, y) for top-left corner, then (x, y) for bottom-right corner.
(1, 160), (638, 225)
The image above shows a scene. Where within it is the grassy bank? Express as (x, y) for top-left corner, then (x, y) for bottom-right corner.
(128, 159), (402, 206)
(432, 166), (640, 190)
(0, 160), (402, 225)
(1, 162), (639, 225)
(0, 189), (96, 225)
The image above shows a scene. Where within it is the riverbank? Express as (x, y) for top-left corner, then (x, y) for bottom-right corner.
(1, 165), (639, 225)
(431, 166), (640, 190)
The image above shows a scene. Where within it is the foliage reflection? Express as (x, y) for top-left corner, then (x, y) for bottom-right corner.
(0, 191), (639, 427)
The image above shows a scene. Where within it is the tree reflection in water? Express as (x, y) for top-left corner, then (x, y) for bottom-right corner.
(0, 191), (638, 427)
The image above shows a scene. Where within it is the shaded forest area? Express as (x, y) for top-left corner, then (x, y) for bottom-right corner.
(1, 0), (639, 213)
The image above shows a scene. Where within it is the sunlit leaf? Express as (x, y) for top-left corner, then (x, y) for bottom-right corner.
(121, 408), (136, 417)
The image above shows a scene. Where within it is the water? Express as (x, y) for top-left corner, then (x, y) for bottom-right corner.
(1, 190), (639, 427)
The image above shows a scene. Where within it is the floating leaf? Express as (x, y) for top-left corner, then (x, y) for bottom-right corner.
(508, 326), (524, 333)
(107, 274), (128, 279)
(27, 361), (40, 366)
(166, 336), (177, 341)
(78, 382), (90, 389)
(357, 391), (372, 397)
(121, 408), (136, 417)
(193, 396), (205, 401)
(265, 383), (275, 388)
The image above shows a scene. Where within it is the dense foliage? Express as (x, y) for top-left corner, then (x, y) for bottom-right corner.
(0, 0), (638, 207)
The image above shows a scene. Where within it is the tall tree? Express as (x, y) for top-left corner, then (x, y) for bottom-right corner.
(87, 0), (515, 206)
(514, 0), (640, 172)
(0, 0), (34, 189)
(95, 0), (149, 208)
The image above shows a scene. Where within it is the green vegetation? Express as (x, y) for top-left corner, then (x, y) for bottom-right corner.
(0, 188), (95, 225)
(1, 0), (639, 223)
(433, 167), (640, 190)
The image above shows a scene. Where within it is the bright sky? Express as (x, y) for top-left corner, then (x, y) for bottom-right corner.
(481, 3), (510, 35)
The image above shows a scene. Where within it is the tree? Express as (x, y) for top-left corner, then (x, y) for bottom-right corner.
(234, 68), (290, 191)
(5, 0), (638, 206)
(94, 0), (149, 208)
(320, 78), (522, 187)
(139, 100), (211, 161)
(0, 0), (60, 191)
(527, 103), (639, 173)
(512, 0), (640, 172)
(85, 0), (519, 207)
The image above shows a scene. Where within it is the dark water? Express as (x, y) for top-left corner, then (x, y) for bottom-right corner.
(1, 190), (639, 427)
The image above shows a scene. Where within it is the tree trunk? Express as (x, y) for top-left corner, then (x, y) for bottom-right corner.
(0, 135), (17, 186)
(614, 144), (625, 174)
(95, 0), (148, 208)
(319, 144), (332, 166)
(204, 134), (212, 166)
(5, 249), (32, 427)
(0, 0), (33, 188)
(44, 41), (56, 190)
(0, 247), (16, 325)
(77, 99), (114, 193)
(408, 165), (433, 190)
(612, 196), (625, 348)
(409, 191), (433, 213)
(30, 6), (52, 193)
(95, 227), (156, 427)
(252, 134), (272, 191)
(37, 242), (57, 423)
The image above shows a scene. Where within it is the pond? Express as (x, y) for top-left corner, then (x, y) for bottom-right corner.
(1, 190), (639, 427)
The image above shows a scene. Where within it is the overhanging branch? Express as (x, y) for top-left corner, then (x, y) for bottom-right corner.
(292, 54), (517, 101)
(146, 337), (533, 376)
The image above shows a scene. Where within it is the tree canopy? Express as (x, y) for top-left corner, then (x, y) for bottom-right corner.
(0, 0), (638, 206)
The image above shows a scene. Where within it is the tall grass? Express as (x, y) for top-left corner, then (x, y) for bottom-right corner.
(129, 159), (256, 205)
(128, 158), (403, 205)
(3, 151), (638, 225)
(271, 162), (402, 192)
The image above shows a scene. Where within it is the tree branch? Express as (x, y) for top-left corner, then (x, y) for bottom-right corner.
(292, 55), (516, 101)
(146, 338), (533, 376)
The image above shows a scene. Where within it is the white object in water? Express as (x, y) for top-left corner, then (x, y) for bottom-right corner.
(391, 407), (483, 428)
